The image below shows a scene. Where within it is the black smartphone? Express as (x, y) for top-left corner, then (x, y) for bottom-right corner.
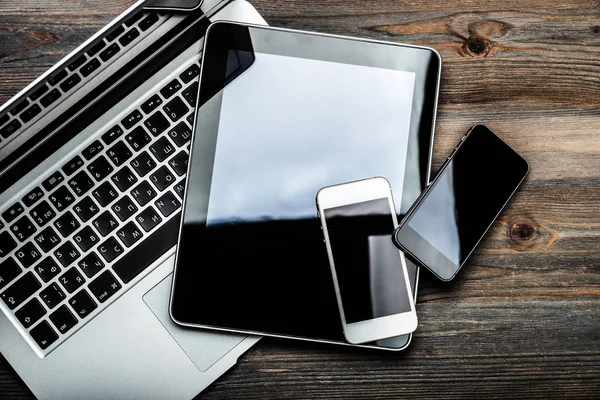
(393, 124), (529, 281)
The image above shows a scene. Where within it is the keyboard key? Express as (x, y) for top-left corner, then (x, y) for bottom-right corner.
(58, 267), (85, 293)
(30, 201), (56, 227)
(34, 227), (61, 252)
(11, 100), (30, 116)
(15, 242), (42, 268)
(87, 155), (114, 182)
(1, 119), (23, 138)
(130, 151), (156, 177)
(68, 171), (95, 196)
(69, 289), (97, 319)
(54, 242), (80, 267)
(168, 122), (192, 148)
(141, 94), (163, 114)
(186, 112), (195, 126)
(62, 155), (84, 176)
(73, 226), (99, 252)
(34, 257), (61, 283)
(40, 282), (65, 309)
(78, 252), (104, 278)
(113, 211), (180, 284)
(182, 82), (199, 108)
(42, 171), (65, 192)
(125, 126), (151, 151)
(82, 140), (104, 161)
(21, 104), (42, 123)
(150, 137), (175, 162)
(3, 202), (25, 223)
(144, 111), (170, 136)
(40, 88), (62, 107)
(101, 125), (124, 145)
(30, 321), (58, 350)
(160, 79), (182, 99)
(116, 222), (143, 248)
(50, 305), (78, 334)
(59, 73), (82, 93)
(111, 166), (138, 192)
(136, 207), (162, 232)
(92, 181), (119, 207)
(106, 26), (125, 42)
(11, 216), (37, 242)
(48, 70), (68, 86)
(22, 186), (44, 207)
(54, 211), (80, 238)
(49, 186), (75, 212)
(130, 181), (156, 206)
(163, 97), (188, 122)
(29, 84), (49, 101)
(122, 110), (143, 130)
(100, 43), (120, 62)
(155, 191), (180, 217)
(119, 28), (140, 47)
(0, 114), (9, 127)
(180, 64), (200, 84)
(174, 179), (186, 199)
(81, 57), (102, 78)
(106, 141), (132, 167)
(87, 40), (106, 56)
(15, 298), (46, 329)
(139, 12), (159, 31)
(112, 196), (138, 221)
(89, 270), (121, 303)
(67, 55), (87, 71)
(92, 211), (118, 237)
(98, 237), (124, 263)
(169, 151), (188, 176)
(125, 11), (144, 27)
(73, 196), (99, 222)
(1, 272), (41, 310)
(0, 257), (21, 291)
(0, 231), (17, 257)
(149, 166), (175, 191)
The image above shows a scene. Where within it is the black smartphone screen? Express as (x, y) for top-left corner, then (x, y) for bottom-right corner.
(324, 198), (412, 324)
(394, 125), (528, 281)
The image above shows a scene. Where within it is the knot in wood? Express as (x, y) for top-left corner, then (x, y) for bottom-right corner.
(463, 35), (491, 57)
(510, 222), (536, 243)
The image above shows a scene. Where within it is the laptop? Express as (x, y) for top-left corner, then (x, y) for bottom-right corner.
(0, 1), (265, 398)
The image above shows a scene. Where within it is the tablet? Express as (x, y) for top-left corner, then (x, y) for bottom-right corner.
(170, 22), (441, 350)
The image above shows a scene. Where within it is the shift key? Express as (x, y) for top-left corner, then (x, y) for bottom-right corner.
(1, 272), (41, 310)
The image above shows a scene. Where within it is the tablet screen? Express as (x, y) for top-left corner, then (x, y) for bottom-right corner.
(171, 23), (440, 349)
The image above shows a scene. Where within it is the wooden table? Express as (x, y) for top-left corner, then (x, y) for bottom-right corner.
(1, 0), (599, 398)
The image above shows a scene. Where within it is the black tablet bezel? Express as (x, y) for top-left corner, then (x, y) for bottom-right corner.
(170, 22), (441, 350)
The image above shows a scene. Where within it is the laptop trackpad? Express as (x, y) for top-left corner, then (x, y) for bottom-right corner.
(143, 275), (247, 372)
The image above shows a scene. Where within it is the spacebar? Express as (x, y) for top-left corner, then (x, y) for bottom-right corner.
(112, 213), (181, 284)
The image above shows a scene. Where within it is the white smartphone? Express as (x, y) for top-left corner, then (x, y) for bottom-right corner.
(316, 177), (418, 344)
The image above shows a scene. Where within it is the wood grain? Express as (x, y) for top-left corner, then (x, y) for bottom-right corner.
(1, 0), (599, 398)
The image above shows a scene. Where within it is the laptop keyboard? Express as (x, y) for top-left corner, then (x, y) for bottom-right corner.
(0, 60), (200, 354)
(0, 11), (166, 148)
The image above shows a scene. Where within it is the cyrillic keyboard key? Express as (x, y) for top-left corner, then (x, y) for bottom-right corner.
(111, 166), (137, 192)
(34, 227), (61, 252)
(163, 97), (188, 122)
(136, 207), (162, 232)
(34, 257), (61, 283)
(155, 191), (180, 217)
(68, 171), (95, 196)
(42, 171), (64, 192)
(87, 155), (114, 182)
(0, 257), (21, 291)
(40, 89), (62, 107)
(122, 110), (143, 130)
(89, 270), (121, 303)
(131, 181), (156, 206)
(62, 155), (84, 176)
(167, 121), (192, 147)
(1, 272), (41, 310)
(98, 237), (123, 263)
(149, 166), (175, 191)
(92, 211), (118, 237)
(92, 181), (119, 207)
(11, 216), (37, 242)
(173, 179), (186, 199)
(141, 94), (163, 114)
(53, 242), (80, 267)
(169, 151), (188, 176)
(101, 125), (124, 145)
(149, 137), (175, 162)
(58, 267), (85, 294)
(130, 151), (156, 177)
(15, 298), (46, 329)
(73, 196), (99, 222)
(0, 231), (17, 257)
(116, 222), (143, 248)
(50, 305), (78, 334)
(30, 321), (58, 350)
(30, 201), (56, 227)
(125, 126), (151, 151)
(39, 282), (66, 309)
(69, 289), (97, 319)
(73, 226), (99, 252)
(182, 82), (198, 108)
(54, 211), (80, 237)
(15, 242), (42, 268)
(78, 252), (104, 278)
(144, 112), (170, 136)
(180, 64), (200, 84)
(186, 113), (195, 126)
(3, 202), (25, 223)
(112, 196), (138, 221)
(49, 186), (75, 212)
(113, 212), (180, 284)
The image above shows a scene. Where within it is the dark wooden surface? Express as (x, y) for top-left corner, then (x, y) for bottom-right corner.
(1, 0), (599, 398)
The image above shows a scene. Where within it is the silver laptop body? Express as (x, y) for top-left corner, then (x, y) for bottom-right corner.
(0, 1), (264, 398)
